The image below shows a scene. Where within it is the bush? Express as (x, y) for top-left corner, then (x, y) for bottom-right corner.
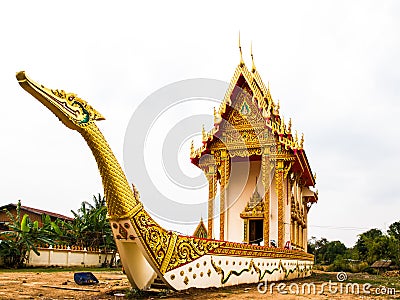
(327, 256), (368, 273)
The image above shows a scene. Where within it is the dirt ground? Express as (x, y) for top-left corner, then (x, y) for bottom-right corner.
(0, 270), (398, 299)
(0, 270), (130, 300)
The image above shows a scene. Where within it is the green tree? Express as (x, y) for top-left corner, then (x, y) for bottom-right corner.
(314, 237), (329, 264)
(388, 221), (400, 265)
(0, 200), (59, 267)
(307, 236), (316, 255)
(355, 228), (383, 263)
(354, 228), (400, 265)
(388, 221), (400, 240)
(324, 241), (347, 264)
(68, 194), (117, 266)
(308, 237), (348, 265)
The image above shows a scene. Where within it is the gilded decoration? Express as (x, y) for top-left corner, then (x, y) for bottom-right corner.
(218, 151), (229, 240)
(240, 183), (265, 244)
(275, 161), (285, 248)
(191, 62), (306, 160)
(262, 154), (270, 245)
(131, 209), (223, 274)
(193, 218), (208, 239)
(212, 242), (314, 261)
(243, 219), (248, 242)
(240, 185), (264, 219)
(204, 164), (217, 239)
(240, 100), (251, 116)
(291, 198), (306, 227)
(167, 236), (222, 273)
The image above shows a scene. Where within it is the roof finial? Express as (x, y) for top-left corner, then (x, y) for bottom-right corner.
(202, 124), (207, 142)
(250, 41), (256, 73)
(300, 133), (304, 148)
(238, 31), (245, 67)
(294, 131), (299, 145)
(190, 140), (195, 157)
(213, 107), (222, 125)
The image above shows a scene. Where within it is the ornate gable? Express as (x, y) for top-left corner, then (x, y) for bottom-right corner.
(190, 57), (316, 188)
(193, 218), (208, 239)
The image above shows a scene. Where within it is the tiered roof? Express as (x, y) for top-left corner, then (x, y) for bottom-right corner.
(190, 50), (316, 188)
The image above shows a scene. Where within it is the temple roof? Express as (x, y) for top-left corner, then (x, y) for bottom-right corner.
(190, 58), (316, 187)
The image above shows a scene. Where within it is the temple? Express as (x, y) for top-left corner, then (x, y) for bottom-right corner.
(190, 45), (318, 252)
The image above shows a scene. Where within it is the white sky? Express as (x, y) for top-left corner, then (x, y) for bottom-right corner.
(1, 1), (399, 247)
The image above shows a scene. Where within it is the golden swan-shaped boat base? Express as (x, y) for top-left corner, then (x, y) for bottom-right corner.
(16, 72), (313, 290)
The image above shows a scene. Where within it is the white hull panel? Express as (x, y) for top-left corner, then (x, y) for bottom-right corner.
(164, 255), (313, 290)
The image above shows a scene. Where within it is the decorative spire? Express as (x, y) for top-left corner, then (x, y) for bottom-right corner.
(202, 124), (207, 142)
(266, 81), (273, 106)
(273, 99), (280, 115)
(132, 183), (140, 201)
(287, 118), (292, 134)
(280, 116), (285, 135)
(213, 107), (222, 124)
(190, 140), (194, 157)
(238, 31), (245, 67)
(248, 176), (262, 207)
(250, 41), (256, 73)
(300, 133), (304, 149)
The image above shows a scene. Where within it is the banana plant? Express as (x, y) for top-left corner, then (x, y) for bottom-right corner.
(0, 200), (56, 267)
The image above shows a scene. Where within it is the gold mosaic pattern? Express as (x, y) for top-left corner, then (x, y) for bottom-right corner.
(262, 153), (270, 245)
(205, 169), (217, 239)
(218, 151), (229, 240)
(80, 125), (139, 219)
(212, 242), (314, 261)
(275, 162), (285, 248)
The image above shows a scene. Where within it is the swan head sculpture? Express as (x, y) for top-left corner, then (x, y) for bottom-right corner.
(16, 71), (105, 130)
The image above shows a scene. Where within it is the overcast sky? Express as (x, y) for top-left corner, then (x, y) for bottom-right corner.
(1, 1), (399, 246)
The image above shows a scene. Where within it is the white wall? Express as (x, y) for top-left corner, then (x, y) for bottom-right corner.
(25, 246), (115, 267)
(225, 160), (262, 242)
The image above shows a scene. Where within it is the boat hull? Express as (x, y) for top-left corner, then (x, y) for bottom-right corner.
(111, 218), (313, 291)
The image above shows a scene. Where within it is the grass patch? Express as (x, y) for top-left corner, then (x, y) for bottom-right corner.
(308, 271), (337, 282)
(346, 274), (400, 289)
(310, 271), (400, 295)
